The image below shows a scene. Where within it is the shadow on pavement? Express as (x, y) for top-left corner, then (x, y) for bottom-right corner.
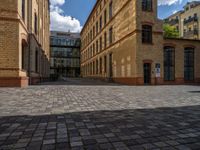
(0, 105), (200, 149)
(188, 91), (200, 93)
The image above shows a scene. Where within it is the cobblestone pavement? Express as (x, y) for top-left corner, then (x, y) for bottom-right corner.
(0, 78), (200, 150)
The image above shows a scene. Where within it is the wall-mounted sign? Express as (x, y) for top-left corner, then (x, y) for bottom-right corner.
(155, 63), (161, 78)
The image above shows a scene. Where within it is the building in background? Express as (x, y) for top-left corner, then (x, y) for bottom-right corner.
(165, 1), (200, 39)
(0, 0), (50, 87)
(80, 0), (200, 85)
(50, 31), (81, 79)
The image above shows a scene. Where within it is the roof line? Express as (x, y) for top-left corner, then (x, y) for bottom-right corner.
(80, 0), (100, 35)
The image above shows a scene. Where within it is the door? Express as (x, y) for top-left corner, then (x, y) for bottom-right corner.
(144, 63), (151, 85)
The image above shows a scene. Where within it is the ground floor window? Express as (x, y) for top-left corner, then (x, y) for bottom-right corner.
(184, 47), (194, 81)
(164, 46), (175, 81)
(22, 43), (26, 70)
(35, 50), (39, 73)
(100, 58), (102, 74)
(93, 61), (95, 75)
(96, 60), (98, 74)
(104, 55), (107, 74)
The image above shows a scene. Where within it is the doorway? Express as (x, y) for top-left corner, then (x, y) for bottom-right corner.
(144, 63), (151, 85)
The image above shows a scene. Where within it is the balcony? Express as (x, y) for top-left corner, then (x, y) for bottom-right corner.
(184, 16), (198, 25)
(183, 29), (199, 38)
(165, 18), (179, 26)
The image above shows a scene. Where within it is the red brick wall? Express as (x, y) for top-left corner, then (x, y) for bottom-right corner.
(0, 77), (28, 87)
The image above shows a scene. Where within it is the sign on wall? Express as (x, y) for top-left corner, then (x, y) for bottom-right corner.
(155, 63), (161, 78)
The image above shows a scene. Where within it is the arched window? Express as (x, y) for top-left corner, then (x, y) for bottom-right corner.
(142, 0), (152, 11)
(164, 46), (175, 81)
(184, 47), (194, 81)
(142, 25), (152, 43)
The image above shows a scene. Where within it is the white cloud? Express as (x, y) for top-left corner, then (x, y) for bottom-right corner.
(158, 0), (200, 6)
(50, 0), (65, 6)
(50, 0), (82, 32)
(158, 0), (182, 6)
(173, 10), (178, 14)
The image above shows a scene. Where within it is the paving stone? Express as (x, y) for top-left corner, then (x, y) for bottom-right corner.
(154, 142), (169, 147)
(175, 145), (192, 150)
(0, 79), (200, 149)
(43, 139), (55, 145)
(70, 141), (83, 147)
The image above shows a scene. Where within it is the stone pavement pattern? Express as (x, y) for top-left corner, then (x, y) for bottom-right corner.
(0, 78), (200, 150)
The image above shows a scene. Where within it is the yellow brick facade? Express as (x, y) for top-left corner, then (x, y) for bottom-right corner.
(81, 0), (200, 85)
(0, 0), (50, 87)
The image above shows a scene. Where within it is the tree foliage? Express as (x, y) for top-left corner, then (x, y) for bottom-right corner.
(163, 24), (179, 38)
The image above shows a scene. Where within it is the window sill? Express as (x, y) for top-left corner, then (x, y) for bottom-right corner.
(142, 10), (153, 13)
(142, 42), (154, 45)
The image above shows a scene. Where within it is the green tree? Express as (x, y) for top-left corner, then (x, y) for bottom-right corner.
(163, 24), (179, 38)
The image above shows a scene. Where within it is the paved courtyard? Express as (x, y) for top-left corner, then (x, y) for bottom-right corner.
(0, 78), (200, 150)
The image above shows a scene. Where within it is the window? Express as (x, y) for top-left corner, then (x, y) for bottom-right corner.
(22, 43), (25, 70)
(96, 40), (98, 53)
(35, 50), (39, 72)
(100, 58), (102, 74)
(164, 46), (175, 81)
(142, 25), (152, 43)
(93, 43), (95, 56)
(104, 9), (107, 25)
(109, 1), (113, 20)
(142, 0), (152, 11)
(96, 59), (99, 74)
(34, 13), (38, 34)
(100, 37), (102, 51)
(93, 26), (95, 38)
(96, 21), (98, 35)
(90, 30), (92, 41)
(90, 63), (92, 75)
(22, 0), (25, 21)
(109, 27), (113, 44)
(184, 48), (194, 81)
(104, 32), (107, 48)
(104, 55), (107, 73)
(100, 16), (102, 30)
(93, 61), (95, 75)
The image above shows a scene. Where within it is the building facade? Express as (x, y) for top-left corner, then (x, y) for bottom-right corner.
(80, 0), (200, 85)
(165, 1), (200, 39)
(0, 0), (50, 87)
(50, 31), (81, 79)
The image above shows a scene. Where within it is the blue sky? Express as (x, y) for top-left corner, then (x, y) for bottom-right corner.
(50, 0), (199, 32)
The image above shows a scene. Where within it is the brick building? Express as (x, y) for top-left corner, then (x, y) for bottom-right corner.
(0, 0), (50, 87)
(165, 1), (200, 40)
(80, 0), (200, 85)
